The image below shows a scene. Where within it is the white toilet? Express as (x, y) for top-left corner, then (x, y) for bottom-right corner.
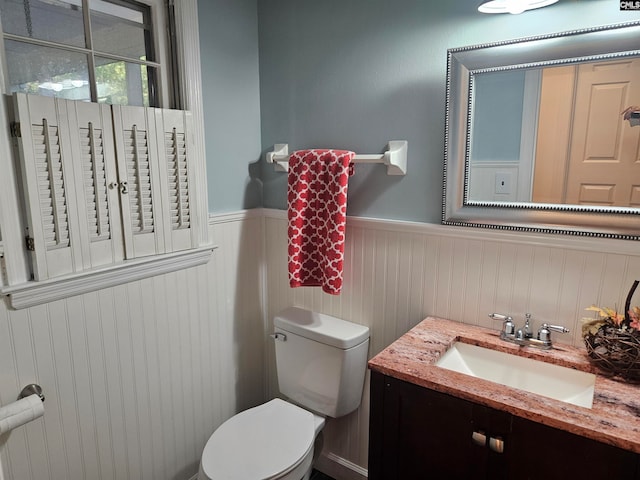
(198, 307), (370, 480)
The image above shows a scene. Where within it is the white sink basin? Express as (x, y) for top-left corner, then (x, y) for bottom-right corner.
(436, 342), (596, 408)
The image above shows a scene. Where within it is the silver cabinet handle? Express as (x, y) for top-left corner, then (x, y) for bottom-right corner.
(471, 430), (487, 447)
(270, 332), (287, 342)
(489, 436), (505, 454)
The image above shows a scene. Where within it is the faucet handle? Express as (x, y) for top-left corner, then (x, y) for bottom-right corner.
(537, 323), (569, 344)
(523, 313), (533, 339)
(546, 324), (570, 333)
(489, 313), (516, 336)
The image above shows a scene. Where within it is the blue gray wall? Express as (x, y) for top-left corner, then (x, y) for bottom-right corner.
(197, 0), (640, 219)
(198, 0), (262, 213)
(257, 0), (640, 222)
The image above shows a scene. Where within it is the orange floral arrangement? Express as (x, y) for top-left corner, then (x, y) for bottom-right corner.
(582, 304), (640, 336)
(582, 280), (640, 382)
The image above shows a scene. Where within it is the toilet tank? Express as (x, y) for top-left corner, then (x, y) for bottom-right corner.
(273, 307), (370, 418)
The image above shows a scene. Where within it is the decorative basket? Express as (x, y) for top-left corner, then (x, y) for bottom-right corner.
(584, 325), (640, 382)
(583, 280), (640, 383)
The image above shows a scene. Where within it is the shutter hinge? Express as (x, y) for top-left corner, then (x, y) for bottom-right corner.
(10, 122), (21, 138)
(25, 236), (35, 251)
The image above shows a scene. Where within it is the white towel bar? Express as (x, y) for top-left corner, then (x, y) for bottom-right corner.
(266, 140), (408, 175)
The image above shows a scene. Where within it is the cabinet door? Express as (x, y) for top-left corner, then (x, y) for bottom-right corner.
(369, 372), (494, 480)
(472, 399), (511, 479)
(508, 416), (638, 480)
(369, 372), (639, 480)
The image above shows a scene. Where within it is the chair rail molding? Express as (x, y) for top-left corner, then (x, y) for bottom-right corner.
(262, 208), (640, 256)
(2, 246), (216, 310)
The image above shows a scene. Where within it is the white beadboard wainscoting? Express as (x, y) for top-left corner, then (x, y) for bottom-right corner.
(262, 208), (640, 478)
(0, 212), (266, 480)
(2, 208), (639, 480)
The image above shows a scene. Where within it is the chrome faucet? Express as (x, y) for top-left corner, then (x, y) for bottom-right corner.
(489, 313), (569, 350)
(488, 313), (515, 339)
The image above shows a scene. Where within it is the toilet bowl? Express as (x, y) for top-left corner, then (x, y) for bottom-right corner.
(198, 307), (370, 480)
(198, 399), (325, 480)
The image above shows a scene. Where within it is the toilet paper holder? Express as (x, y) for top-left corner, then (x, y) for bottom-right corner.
(18, 384), (44, 403)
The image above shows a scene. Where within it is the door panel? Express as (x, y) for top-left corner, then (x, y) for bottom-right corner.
(565, 59), (640, 206)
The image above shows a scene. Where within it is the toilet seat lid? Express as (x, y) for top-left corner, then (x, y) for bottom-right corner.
(201, 398), (315, 480)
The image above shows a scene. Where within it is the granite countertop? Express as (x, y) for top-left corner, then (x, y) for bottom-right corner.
(368, 316), (640, 454)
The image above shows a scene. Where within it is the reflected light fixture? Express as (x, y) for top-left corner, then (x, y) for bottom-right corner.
(478, 0), (559, 14)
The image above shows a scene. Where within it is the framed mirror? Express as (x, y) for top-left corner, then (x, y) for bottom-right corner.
(443, 21), (640, 240)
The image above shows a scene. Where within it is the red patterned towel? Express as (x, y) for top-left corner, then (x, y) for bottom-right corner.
(287, 149), (355, 295)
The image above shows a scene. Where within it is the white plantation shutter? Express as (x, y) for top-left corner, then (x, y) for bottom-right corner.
(155, 108), (198, 252)
(167, 127), (189, 229)
(128, 126), (155, 234)
(13, 94), (81, 280)
(35, 120), (70, 248)
(66, 100), (124, 268)
(12, 94), (204, 283)
(82, 123), (110, 240)
(112, 105), (166, 258)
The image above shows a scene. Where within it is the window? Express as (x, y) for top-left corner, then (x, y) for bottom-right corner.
(0, 0), (211, 307)
(0, 0), (168, 107)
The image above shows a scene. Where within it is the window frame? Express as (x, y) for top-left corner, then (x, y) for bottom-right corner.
(0, 0), (211, 306)
(0, 0), (171, 107)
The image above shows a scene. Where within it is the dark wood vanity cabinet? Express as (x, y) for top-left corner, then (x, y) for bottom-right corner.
(368, 371), (509, 479)
(369, 371), (639, 480)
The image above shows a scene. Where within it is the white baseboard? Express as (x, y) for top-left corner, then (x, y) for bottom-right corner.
(315, 452), (368, 480)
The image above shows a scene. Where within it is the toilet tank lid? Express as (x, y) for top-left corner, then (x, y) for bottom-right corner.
(274, 307), (370, 349)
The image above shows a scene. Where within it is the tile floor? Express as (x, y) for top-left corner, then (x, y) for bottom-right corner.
(310, 469), (336, 480)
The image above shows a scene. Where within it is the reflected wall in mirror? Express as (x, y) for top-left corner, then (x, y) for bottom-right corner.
(469, 58), (640, 207)
(444, 21), (640, 240)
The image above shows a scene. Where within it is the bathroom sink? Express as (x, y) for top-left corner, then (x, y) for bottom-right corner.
(435, 342), (596, 408)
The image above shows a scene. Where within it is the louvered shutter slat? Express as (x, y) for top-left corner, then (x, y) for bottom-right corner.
(30, 119), (72, 251)
(124, 126), (156, 235)
(78, 123), (111, 243)
(165, 128), (191, 231)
